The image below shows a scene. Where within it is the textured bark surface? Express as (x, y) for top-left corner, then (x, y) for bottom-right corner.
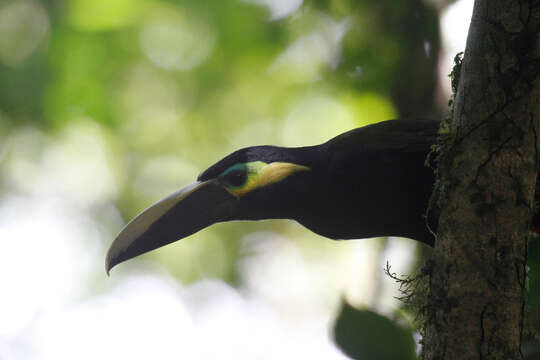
(423, 1), (540, 359)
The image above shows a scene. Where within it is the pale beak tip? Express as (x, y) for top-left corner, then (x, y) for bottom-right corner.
(105, 249), (116, 276)
(105, 260), (111, 276)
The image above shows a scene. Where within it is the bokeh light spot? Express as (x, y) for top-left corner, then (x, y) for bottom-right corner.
(270, 15), (349, 82)
(282, 93), (356, 146)
(0, 0), (49, 67)
(140, 14), (216, 71)
(246, 0), (303, 20)
(68, 0), (143, 31)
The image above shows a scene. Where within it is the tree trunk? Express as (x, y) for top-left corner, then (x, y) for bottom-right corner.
(423, 1), (540, 359)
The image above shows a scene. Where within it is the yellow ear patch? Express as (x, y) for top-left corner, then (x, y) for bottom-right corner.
(228, 162), (310, 196)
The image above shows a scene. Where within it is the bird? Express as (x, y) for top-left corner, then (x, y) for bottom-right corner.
(106, 119), (440, 274)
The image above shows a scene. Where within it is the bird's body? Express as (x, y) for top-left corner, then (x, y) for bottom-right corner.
(295, 120), (438, 244)
(106, 119), (440, 273)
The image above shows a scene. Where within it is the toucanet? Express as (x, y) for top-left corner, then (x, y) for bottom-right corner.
(106, 119), (440, 274)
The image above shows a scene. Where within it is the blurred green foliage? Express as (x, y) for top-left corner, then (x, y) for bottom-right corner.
(0, 0), (444, 357)
(333, 301), (417, 360)
(0, 0), (440, 284)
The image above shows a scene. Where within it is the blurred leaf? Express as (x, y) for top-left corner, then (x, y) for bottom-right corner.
(333, 301), (416, 360)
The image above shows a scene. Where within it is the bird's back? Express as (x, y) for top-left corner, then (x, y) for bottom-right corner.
(296, 119), (439, 245)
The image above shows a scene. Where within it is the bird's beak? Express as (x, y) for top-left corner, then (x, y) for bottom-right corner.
(105, 180), (237, 274)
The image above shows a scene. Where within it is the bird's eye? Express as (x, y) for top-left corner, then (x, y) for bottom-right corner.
(223, 169), (247, 187)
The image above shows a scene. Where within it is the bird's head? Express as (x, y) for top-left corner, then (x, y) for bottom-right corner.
(105, 145), (314, 274)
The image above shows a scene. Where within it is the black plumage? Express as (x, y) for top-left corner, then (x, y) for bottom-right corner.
(106, 119), (439, 273)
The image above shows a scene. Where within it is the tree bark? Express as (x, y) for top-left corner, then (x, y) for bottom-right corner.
(423, 1), (540, 359)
